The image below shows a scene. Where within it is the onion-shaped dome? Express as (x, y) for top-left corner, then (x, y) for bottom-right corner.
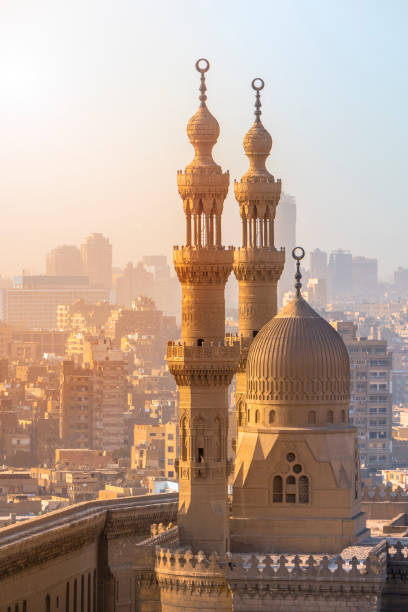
(186, 105), (220, 168)
(246, 295), (350, 405)
(243, 120), (272, 159)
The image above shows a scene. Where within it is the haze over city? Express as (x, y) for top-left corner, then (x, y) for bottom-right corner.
(1, 0), (407, 278)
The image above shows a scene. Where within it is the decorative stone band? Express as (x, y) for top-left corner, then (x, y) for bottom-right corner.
(173, 246), (234, 284)
(167, 342), (239, 386)
(177, 168), (229, 199)
(246, 376), (350, 403)
(156, 545), (386, 581)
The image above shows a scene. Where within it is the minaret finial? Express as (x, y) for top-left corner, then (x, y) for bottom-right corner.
(195, 58), (210, 107)
(251, 78), (265, 123)
(292, 246), (305, 297)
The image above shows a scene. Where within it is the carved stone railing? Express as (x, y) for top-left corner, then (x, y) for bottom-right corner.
(363, 485), (408, 502)
(137, 525), (179, 548)
(166, 341), (240, 363)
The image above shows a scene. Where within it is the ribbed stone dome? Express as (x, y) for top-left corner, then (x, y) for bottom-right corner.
(243, 120), (272, 158)
(246, 295), (350, 404)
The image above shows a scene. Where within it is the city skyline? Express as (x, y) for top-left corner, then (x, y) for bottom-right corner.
(0, 1), (407, 278)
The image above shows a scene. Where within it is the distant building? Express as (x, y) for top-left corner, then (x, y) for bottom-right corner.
(115, 262), (154, 308)
(352, 256), (378, 298)
(46, 245), (83, 276)
(274, 193), (296, 305)
(60, 338), (127, 452)
(333, 321), (392, 471)
(394, 267), (408, 292)
(307, 277), (327, 309)
(80, 233), (112, 288)
(329, 250), (352, 299)
(309, 248), (328, 280)
(1, 276), (109, 329)
(131, 421), (178, 479)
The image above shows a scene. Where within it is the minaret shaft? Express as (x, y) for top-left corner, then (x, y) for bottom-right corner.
(167, 60), (238, 555)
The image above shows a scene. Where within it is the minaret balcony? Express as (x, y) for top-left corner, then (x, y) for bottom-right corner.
(166, 341), (239, 385)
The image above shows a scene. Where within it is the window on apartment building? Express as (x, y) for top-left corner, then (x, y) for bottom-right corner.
(168, 471), (174, 477)
(167, 459), (174, 465)
(167, 446), (174, 453)
(369, 432), (377, 439)
(167, 434), (174, 440)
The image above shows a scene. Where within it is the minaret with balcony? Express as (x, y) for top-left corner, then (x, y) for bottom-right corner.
(166, 59), (239, 555)
(233, 79), (285, 430)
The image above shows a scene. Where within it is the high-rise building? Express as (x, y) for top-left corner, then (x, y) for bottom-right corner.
(46, 245), (83, 276)
(1, 276), (109, 329)
(80, 233), (112, 288)
(59, 360), (93, 449)
(307, 277), (327, 309)
(60, 338), (127, 452)
(329, 249), (352, 299)
(333, 321), (392, 471)
(352, 256), (378, 298)
(275, 192), (296, 304)
(84, 338), (127, 452)
(309, 248), (328, 279)
(115, 262), (154, 308)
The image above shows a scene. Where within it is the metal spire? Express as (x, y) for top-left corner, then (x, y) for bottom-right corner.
(251, 78), (265, 123)
(292, 246), (305, 297)
(195, 58), (210, 107)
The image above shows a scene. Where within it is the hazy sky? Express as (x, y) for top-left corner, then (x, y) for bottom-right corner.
(0, 0), (407, 280)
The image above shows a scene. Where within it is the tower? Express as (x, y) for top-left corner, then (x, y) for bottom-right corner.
(80, 233), (112, 288)
(233, 79), (285, 430)
(231, 249), (368, 553)
(166, 59), (239, 555)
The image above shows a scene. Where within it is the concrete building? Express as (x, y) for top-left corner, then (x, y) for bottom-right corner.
(1, 276), (109, 329)
(131, 422), (178, 479)
(333, 321), (393, 471)
(309, 247), (328, 279)
(306, 276), (327, 309)
(115, 261), (154, 308)
(59, 360), (93, 449)
(352, 256), (378, 298)
(80, 232), (112, 288)
(329, 249), (353, 299)
(46, 245), (83, 277)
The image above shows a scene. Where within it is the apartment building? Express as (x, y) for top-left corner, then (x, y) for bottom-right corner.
(131, 421), (178, 478)
(333, 321), (392, 471)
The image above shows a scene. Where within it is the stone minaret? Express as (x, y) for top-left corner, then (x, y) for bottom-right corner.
(167, 59), (239, 555)
(233, 79), (285, 430)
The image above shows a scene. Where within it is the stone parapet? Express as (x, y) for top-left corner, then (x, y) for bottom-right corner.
(167, 341), (240, 386)
(156, 544), (386, 610)
(173, 246), (234, 285)
(234, 175), (281, 208)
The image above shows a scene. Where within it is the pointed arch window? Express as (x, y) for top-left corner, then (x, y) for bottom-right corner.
(286, 475), (296, 503)
(273, 475), (283, 503)
(308, 410), (316, 425)
(255, 409), (260, 424)
(269, 410), (275, 424)
(327, 410), (334, 424)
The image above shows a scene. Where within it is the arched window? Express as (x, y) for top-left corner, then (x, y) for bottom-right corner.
(255, 410), (260, 424)
(299, 475), (309, 503)
(181, 417), (188, 461)
(341, 409), (346, 423)
(23, 603), (27, 612)
(88, 573), (91, 612)
(286, 475), (296, 503)
(269, 410), (275, 424)
(15, 605), (19, 612)
(66, 582), (70, 612)
(273, 475), (283, 503)
(247, 408), (250, 423)
(93, 569), (97, 612)
(327, 410), (334, 424)
(214, 417), (221, 461)
(45, 595), (51, 612)
(74, 579), (77, 612)
(197, 338), (204, 346)
(308, 410), (316, 425)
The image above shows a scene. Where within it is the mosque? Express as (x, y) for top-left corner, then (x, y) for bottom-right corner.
(0, 59), (407, 612)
